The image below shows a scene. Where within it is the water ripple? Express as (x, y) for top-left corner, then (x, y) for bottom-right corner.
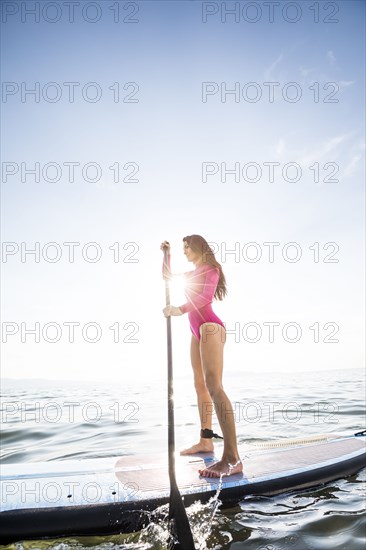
(1, 368), (365, 549)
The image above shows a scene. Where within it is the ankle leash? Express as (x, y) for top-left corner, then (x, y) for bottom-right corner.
(200, 428), (224, 440)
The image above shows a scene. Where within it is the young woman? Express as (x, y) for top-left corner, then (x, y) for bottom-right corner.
(161, 235), (242, 478)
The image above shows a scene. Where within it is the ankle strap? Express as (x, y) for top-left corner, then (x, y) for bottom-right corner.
(201, 428), (223, 440)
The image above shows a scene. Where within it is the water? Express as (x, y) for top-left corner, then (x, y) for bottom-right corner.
(1, 367), (365, 549)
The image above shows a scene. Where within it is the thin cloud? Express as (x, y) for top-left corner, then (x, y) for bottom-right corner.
(327, 50), (336, 66)
(344, 154), (362, 177)
(299, 66), (315, 78)
(264, 54), (284, 81)
(276, 139), (285, 156)
(269, 138), (287, 158)
(339, 80), (355, 88)
(343, 141), (365, 177)
(299, 133), (352, 166)
(323, 135), (349, 153)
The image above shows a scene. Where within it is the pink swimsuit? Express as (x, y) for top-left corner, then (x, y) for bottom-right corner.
(180, 264), (225, 340)
(163, 255), (225, 340)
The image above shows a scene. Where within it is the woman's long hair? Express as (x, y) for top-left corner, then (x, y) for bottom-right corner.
(183, 235), (227, 300)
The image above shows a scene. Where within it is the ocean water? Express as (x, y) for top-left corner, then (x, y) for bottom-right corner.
(1, 367), (365, 549)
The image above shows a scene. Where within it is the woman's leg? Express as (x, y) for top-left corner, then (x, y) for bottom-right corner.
(180, 334), (215, 455)
(198, 323), (242, 477)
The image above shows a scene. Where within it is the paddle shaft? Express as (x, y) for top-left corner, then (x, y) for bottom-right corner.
(163, 249), (196, 549)
(164, 261), (176, 484)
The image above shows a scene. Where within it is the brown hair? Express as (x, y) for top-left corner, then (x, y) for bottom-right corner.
(183, 235), (227, 300)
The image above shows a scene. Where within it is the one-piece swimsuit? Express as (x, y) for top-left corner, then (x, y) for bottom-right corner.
(179, 264), (225, 341)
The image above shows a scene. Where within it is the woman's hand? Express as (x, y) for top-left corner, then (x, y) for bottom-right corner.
(163, 305), (183, 317)
(160, 240), (170, 253)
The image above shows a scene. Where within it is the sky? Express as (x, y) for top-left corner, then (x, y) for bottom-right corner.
(1, 0), (365, 382)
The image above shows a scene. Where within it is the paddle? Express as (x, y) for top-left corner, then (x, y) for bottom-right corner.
(163, 247), (196, 549)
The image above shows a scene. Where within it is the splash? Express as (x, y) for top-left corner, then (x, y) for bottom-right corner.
(193, 475), (224, 549)
(136, 473), (228, 549)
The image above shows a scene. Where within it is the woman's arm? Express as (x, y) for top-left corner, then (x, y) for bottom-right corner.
(179, 266), (219, 314)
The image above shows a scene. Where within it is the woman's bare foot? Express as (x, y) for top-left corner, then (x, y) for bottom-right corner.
(198, 458), (243, 478)
(180, 439), (214, 455)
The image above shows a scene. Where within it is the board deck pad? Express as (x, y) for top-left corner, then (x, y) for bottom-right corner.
(113, 435), (366, 498)
(1, 433), (365, 544)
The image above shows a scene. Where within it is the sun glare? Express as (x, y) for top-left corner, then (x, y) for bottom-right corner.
(169, 274), (186, 297)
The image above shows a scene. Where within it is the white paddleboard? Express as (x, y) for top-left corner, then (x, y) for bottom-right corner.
(1, 432), (365, 544)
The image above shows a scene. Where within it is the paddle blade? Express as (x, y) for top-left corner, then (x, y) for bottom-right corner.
(168, 482), (195, 549)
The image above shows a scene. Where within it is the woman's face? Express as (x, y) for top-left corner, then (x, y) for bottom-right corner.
(183, 241), (200, 263)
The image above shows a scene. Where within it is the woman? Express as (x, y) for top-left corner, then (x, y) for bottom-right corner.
(161, 235), (242, 478)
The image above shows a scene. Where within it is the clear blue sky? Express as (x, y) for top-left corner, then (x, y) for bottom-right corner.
(1, 0), (365, 380)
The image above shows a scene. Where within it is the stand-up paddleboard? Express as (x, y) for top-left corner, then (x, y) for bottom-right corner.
(1, 432), (365, 544)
